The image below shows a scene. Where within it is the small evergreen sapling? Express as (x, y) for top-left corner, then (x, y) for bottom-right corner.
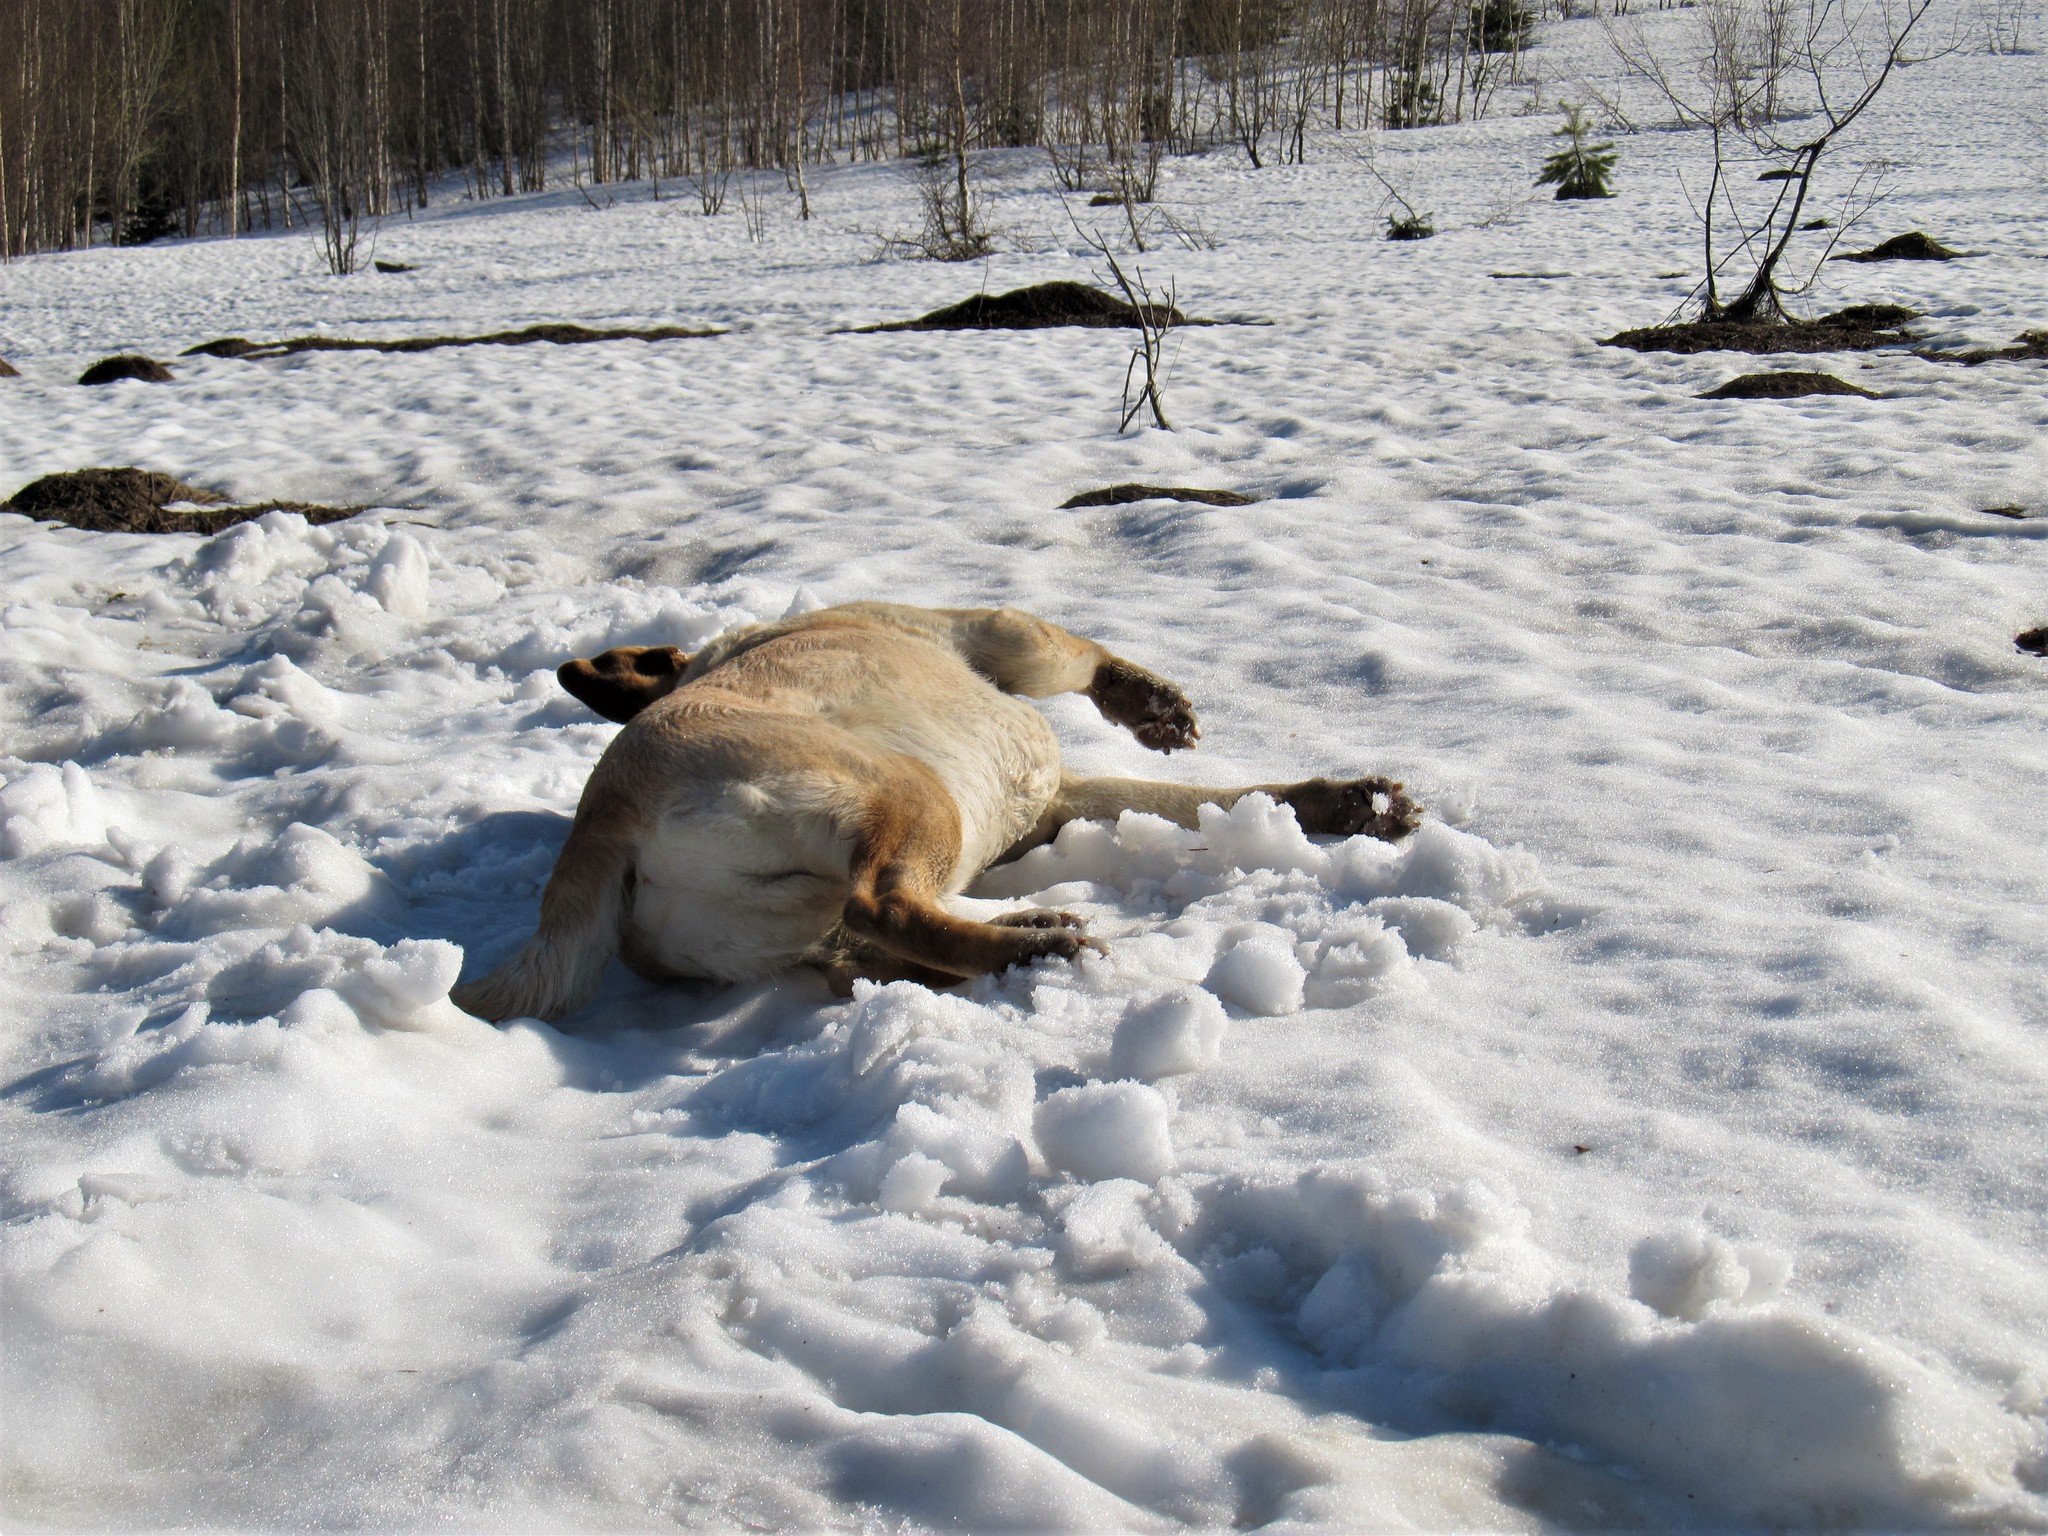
(1537, 104), (1617, 200)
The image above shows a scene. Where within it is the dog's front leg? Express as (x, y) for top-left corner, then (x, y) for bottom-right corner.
(932, 606), (1200, 752)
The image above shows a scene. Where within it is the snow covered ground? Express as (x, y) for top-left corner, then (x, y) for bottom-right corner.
(4, 10), (2047, 1530)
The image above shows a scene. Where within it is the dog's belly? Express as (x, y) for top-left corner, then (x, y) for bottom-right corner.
(625, 789), (856, 982)
(622, 706), (1063, 981)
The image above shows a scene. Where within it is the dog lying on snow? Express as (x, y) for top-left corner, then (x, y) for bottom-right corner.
(452, 602), (1421, 1022)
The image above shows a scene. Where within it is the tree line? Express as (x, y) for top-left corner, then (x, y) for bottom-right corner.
(0, 0), (1545, 267)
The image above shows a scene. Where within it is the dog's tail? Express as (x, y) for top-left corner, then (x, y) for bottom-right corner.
(451, 812), (637, 1024)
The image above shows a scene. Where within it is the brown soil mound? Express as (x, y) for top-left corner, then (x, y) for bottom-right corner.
(1825, 304), (1919, 328)
(1835, 231), (1962, 262)
(860, 282), (1188, 333)
(0, 357), (19, 378)
(1059, 483), (1259, 508)
(5, 467), (364, 533)
(1697, 370), (1881, 400)
(79, 355), (174, 385)
(373, 259), (418, 273)
(1602, 306), (1918, 356)
(196, 321), (722, 361)
(1920, 330), (2048, 366)
(2017, 627), (2048, 658)
(183, 337), (262, 358)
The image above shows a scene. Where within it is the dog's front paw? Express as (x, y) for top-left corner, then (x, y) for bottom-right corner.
(1280, 776), (1423, 842)
(1088, 660), (1200, 753)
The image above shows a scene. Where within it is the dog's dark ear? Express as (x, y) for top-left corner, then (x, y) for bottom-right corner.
(557, 645), (688, 723)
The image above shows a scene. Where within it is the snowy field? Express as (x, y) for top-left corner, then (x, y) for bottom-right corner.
(4, 9), (2048, 1531)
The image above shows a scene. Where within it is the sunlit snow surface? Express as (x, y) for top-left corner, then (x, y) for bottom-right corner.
(4, 12), (2048, 1531)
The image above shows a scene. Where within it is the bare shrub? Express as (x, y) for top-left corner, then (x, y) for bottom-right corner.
(1081, 229), (1176, 431)
(1609, 0), (1943, 324)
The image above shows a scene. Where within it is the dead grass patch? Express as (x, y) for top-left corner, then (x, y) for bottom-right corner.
(855, 281), (1194, 333)
(1697, 370), (1881, 399)
(184, 321), (723, 361)
(4, 468), (367, 534)
(1834, 231), (1963, 262)
(1918, 330), (2048, 366)
(79, 355), (174, 385)
(1059, 483), (1259, 508)
(1602, 306), (1919, 356)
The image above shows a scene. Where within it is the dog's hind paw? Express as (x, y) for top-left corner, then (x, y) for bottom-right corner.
(992, 908), (1109, 958)
(1088, 659), (1200, 753)
(1280, 776), (1423, 842)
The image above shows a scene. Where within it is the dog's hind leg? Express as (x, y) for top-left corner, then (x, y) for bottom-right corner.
(999, 771), (1423, 859)
(837, 757), (1102, 978)
(933, 606), (1200, 752)
(451, 789), (642, 1023)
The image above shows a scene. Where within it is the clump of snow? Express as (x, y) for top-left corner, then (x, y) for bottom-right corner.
(1036, 1081), (1177, 1184)
(877, 1151), (951, 1214)
(1051, 1179), (1176, 1277)
(366, 531), (430, 618)
(1205, 925), (1308, 1016)
(1629, 1227), (1792, 1320)
(1112, 986), (1229, 1079)
(0, 762), (107, 858)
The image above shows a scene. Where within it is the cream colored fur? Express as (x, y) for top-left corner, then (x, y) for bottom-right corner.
(452, 602), (1419, 1023)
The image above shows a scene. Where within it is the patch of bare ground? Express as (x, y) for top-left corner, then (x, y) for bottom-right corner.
(1603, 306), (1919, 355)
(2017, 628), (2048, 658)
(1917, 330), (2048, 366)
(79, 355), (175, 385)
(1697, 370), (1881, 399)
(1834, 231), (1964, 262)
(182, 321), (723, 361)
(182, 337), (263, 358)
(0, 357), (20, 378)
(853, 281), (1196, 333)
(4, 468), (367, 534)
(1059, 484), (1259, 508)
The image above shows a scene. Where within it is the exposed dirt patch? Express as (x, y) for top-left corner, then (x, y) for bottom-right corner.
(4, 468), (367, 534)
(0, 357), (19, 379)
(1059, 483), (1259, 508)
(1697, 370), (1881, 400)
(1919, 330), (2048, 366)
(2017, 627), (2048, 658)
(182, 337), (263, 358)
(1835, 230), (1963, 262)
(373, 260), (418, 273)
(1602, 306), (1919, 356)
(856, 281), (1191, 333)
(79, 355), (174, 385)
(188, 321), (724, 361)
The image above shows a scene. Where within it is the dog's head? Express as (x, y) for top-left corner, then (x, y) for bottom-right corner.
(557, 645), (689, 723)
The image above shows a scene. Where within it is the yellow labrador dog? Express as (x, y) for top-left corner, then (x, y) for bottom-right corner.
(453, 602), (1420, 1022)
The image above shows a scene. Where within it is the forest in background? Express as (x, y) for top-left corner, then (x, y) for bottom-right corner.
(0, 0), (1573, 265)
